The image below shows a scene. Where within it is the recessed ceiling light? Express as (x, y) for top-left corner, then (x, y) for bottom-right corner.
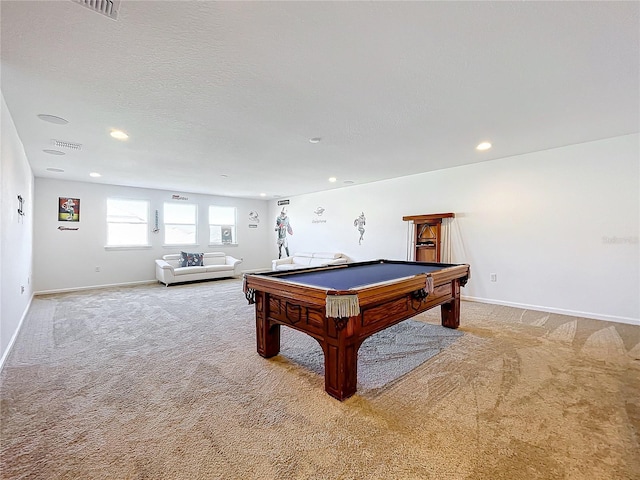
(259, 193), (266, 197)
(43, 149), (65, 155)
(110, 129), (129, 140)
(476, 142), (492, 151)
(309, 137), (322, 144)
(46, 168), (65, 173)
(328, 177), (337, 183)
(37, 114), (68, 125)
(89, 172), (101, 178)
(343, 180), (354, 185)
(220, 174), (229, 178)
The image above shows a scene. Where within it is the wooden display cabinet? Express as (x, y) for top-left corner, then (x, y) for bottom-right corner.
(402, 213), (455, 263)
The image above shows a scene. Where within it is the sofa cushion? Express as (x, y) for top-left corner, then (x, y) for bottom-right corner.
(180, 251), (204, 267)
(276, 264), (307, 271)
(272, 252), (349, 271)
(205, 265), (232, 273)
(173, 266), (206, 275)
(291, 256), (312, 266)
(203, 252), (226, 266)
(309, 258), (330, 267)
(312, 252), (344, 259)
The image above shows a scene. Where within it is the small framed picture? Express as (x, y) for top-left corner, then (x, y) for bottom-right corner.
(58, 197), (80, 222)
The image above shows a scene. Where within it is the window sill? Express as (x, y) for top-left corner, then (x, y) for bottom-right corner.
(104, 245), (152, 251)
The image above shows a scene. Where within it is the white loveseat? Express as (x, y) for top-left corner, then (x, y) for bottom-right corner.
(155, 252), (242, 286)
(272, 252), (349, 271)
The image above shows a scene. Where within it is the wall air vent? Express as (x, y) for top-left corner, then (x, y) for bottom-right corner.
(71, 0), (120, 21)
(52, 139), (83, 151)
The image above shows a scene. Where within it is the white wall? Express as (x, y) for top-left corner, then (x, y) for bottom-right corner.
(33, 179), (272, 293)
(1, 93), (34, 363)
(269, 134), (639, 324)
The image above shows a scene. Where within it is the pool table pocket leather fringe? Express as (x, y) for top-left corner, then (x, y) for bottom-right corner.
(425, 275), (434, 294)
(326, 294), (359, 318)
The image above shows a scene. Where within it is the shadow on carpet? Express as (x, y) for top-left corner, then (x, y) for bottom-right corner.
(279, 319), (463, 394)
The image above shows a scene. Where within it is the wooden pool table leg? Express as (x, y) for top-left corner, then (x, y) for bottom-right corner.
(323, 340), (358, 401)
(257, 321), (281, 358)
(441, 285), (461, 329)
(255, 292), (281, 358)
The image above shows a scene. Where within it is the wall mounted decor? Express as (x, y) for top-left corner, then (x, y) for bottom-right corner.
(17, 195), (25, 216)
(275, 208), (293, 258)
(248, 210), (259, 228)
(152, 209), (160, 233)
(58, 197), (80, 222)
(312, 206), (327, 224)
(354, 212), (366, 245)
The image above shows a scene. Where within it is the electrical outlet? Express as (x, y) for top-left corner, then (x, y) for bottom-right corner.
(490, 273), (497, 282)
(95, 266), (101, 272)
(20, 285), (25, 294)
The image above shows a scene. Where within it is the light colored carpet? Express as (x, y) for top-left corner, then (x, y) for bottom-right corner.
(282, 319), (463, 393)
(1, 278), (639, 479)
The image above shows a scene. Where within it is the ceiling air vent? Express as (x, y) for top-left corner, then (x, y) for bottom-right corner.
(52, 139), (83, 151)
(71, 0), (121, 21)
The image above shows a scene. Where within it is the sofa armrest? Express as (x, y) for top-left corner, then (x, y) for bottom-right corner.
(225, 255), (242, 275)
(272, 256), (294, 270)
(155, 259), (174, 271)
(225, 255), (241, 267)
(155, 259), (175, 285)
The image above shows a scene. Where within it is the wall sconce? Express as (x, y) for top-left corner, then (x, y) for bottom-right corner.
(17, 195), (25, 216)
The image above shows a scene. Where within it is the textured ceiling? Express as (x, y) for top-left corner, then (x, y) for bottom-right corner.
(1, 1), (638, 199)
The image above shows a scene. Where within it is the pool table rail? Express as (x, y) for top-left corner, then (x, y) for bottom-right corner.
(244, 263), (469, 313)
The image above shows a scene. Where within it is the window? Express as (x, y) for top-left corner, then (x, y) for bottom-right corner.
(209, 206), (236, 244)
(164, 202), (197, 245)
(106, 198), (149, 246)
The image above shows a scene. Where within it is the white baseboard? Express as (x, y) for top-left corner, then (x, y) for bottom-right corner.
(0, 293), (34, 372)
(35, 279), (157, 296)
(462, 295), (639, 326)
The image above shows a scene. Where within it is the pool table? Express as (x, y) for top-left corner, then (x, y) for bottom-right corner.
(243, 259), (470, 400)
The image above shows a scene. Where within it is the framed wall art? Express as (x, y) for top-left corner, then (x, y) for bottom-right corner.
(58, 197), (80, 222)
